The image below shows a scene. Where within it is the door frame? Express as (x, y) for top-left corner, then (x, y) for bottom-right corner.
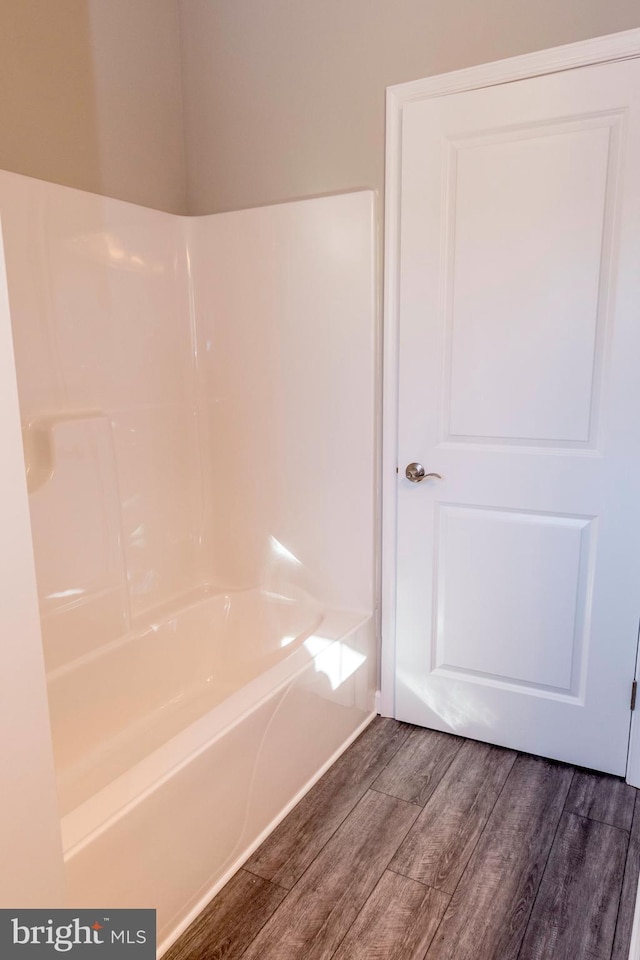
(380, 27), (640, 788)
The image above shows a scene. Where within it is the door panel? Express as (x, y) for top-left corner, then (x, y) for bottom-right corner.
(434, 506), (593, 695)
(447, 122), (612, 445)
(394, 58), (640, 774)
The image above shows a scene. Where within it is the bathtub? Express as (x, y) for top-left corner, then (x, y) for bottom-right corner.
(46, 585), (376, 954)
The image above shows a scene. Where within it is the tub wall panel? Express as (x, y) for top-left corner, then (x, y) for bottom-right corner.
(28, 418), (125, 612)
(40, 586), (129, 674)
(191, 191), (376, 613)
(0, 170), (205, 667)
(111, 404), (202, 617)
(0, 214), (66, 907)
(353, 618), (379, 716)
(0, 175), (65, 415)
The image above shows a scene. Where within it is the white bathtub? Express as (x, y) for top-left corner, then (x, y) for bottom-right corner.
(47, 586), (375, 953)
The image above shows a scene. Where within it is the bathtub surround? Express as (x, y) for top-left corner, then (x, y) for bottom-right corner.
(0, 171), (376, 947)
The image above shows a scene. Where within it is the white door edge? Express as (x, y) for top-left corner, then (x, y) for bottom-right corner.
(626, 633), (640, 788)
(628, 712), (640, 787)
(380, 26), (640, 785)
(629, 883), (640, 960)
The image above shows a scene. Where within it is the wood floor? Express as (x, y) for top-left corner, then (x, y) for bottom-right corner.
(165, 718), (640, 960)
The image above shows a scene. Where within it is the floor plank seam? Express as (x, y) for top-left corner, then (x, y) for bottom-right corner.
(384, 864), (444, 892)
(376, 790), (434, 867)
(620, 870), (640, 958)
(368, 783), (410, 800)
(564, 811), (633, 836)
(235, 782), (422, 957)
(367, 737), (463, 807)
(611, 844), (633, 960)
(610, 799), (639, 960)
(515, 768), (577, 960)
(375, 746), (522, 959)
(463, 747), (519, 839)
(384, 721), (415, 760)
(422, 753), (561, 960)
(313, 720), (417, 838)
(233, 875), (299, 960)
(401, 775), (500, 957)
(427, 747), (519, 904)
(233, 914), (278, 960)
(416, 897), (449, 958)
(249, 723), (412, 892)
(423, 739), (466, 802)
(370, 728), (466, 807)
(241, 865), (290, 893)
(275, 730), (416, 882)
(233, 789), (387, 959)
(321, 877), (380, 960)
(324, 787), (436, 960)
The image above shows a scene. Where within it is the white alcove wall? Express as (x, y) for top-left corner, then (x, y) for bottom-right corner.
(0, 219), (65, 907)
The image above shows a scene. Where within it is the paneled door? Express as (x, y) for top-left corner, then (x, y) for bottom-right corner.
(391, 54), (640, 775)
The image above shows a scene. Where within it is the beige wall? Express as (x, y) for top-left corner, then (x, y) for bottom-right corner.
(4, 1), (640, 216)
(0, 0), (186, 213)
(178, 0), (640, 215)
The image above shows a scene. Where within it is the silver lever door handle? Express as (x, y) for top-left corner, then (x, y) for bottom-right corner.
(405, 463), (442, 483)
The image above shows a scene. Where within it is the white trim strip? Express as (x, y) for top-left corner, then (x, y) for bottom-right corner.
(379, 82), (403, 718)
(387, 28), (640, 103)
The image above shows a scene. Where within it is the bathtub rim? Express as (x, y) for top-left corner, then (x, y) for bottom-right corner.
(46, 581), (324, 684)
(50, 583), (327, 811)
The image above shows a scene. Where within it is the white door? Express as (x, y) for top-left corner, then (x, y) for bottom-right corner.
(392, 56), (640, 775)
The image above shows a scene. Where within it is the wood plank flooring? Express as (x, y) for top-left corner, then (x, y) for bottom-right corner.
(165, 718), (640, 960)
